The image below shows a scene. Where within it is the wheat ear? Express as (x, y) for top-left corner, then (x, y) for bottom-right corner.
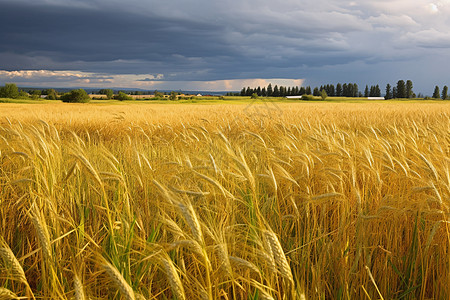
(102, 261), (135, 300)
(0, 287), (18, 300)
(161, 256), (186, 300)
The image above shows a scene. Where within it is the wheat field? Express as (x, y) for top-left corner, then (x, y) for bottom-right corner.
(0, 101), (449, 299)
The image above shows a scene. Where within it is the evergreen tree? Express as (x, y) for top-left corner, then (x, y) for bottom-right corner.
(364, 85), (369, 97)
(273, 85), (279, 97)
(353, 83), (359, 97)
(375, 85), (381, 97)
(406, 80), (413, 98)
(313, 87), (320, 96)
(299, 87), (306, 95)
(267, 83), (273, 96)
(336, 83), (342, 97)
(261, 87), (266, 97)
(342, 84), (348, 97)
(329, 84), (335, 96)
(305, 86), (312, 95)
(392, 87), (397, 98)
(385, 84), (392, 100)
(279, 86), (286, 97)
(442, 85), (448, 100)
(396, 80), (406, 98)
(433, 86), (440, 98)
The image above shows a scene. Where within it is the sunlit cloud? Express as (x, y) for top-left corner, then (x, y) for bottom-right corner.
(134, 78), (305, 91)
(0, 70), (302, 91)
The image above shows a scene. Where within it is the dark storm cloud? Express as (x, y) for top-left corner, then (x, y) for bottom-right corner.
(1, 0), (450, 92)
(0, 0), (373, 82)
(1, 3), (220, 56)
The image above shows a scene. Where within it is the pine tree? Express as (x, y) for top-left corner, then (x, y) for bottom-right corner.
(313, 87), (320, 96)
(342, 84), (348, 97)
(273, 85), (279, 97)
(336, 83), (342, 97)
(364, 85), (369, 97)
(329, 84), (335, 96)
(442, 85), (448, 100)
(433, 86), (440, 98)
(300, 87), (306, 95)
(353, 83), (359, 97)
(306, 86), (312, 95)
(385, 84), (392, 99)
(406, 80), (413, 98)
(267, 84), (273, 97)
(396, 80), (406, 98)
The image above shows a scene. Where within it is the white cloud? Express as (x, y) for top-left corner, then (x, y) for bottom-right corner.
(0, 69), (302, 91)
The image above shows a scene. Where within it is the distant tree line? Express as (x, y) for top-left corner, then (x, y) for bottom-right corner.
(237, 79), (450, 100)
(1, 81), (450, 102)
(238, 83), (365, 97)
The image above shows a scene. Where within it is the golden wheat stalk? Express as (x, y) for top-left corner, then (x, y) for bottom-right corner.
(263, 230), (294, 283)
(177, 201), (203, 243)
(0, 241), (35, 300)
(161, 256), (186, 300)
(102, 261), (136, 300)
(0, 242), (27, 284)
(0, 287), (18, 300)
(29, 203), (52, 262)
(229, 256), (260, 275)
(73, 273), (85, 300)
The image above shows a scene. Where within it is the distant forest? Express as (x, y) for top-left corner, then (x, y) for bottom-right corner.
(231, 80), (450, 99)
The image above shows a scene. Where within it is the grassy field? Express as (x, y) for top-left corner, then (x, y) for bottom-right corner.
(0, 101), (449, 299)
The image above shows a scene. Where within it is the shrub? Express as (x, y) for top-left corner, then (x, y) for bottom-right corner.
(114, 91), (133, 101)
(99, 89), (114, 99)
(169, 91), (178, 101)
(60, 89), (91, 103)
(301, 94), (315, 100)
(18, 90), (30, 99)
(321, 90), (328, 101)
(0, 83), (19, 99)
(31, 90), (42, 100)
(153, 91), (164, 100)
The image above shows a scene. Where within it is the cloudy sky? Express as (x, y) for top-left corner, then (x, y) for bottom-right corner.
(1, 0), (450, 93)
